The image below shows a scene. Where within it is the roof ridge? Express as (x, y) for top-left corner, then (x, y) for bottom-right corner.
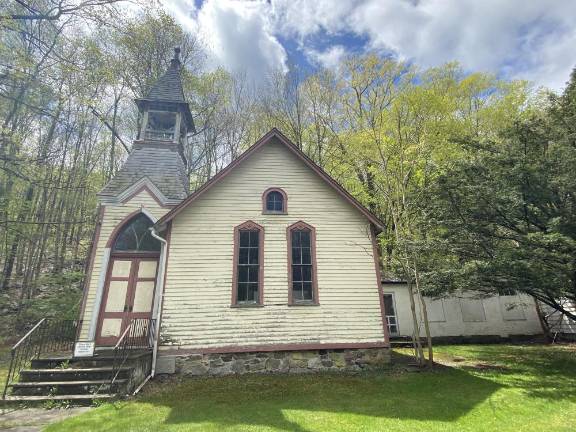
(155, 128), (385, 231)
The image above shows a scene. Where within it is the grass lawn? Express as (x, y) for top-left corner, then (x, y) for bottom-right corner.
(30, 344), (576, 431)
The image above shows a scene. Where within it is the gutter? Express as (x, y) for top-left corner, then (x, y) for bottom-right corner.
(149, 227), (168, 378)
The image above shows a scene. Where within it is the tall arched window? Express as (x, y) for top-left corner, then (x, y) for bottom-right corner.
(262, 188), (287, 214)
(112, 213), (161, 253)
(287, 221), (318, 305)
(232, 221), (264, 306)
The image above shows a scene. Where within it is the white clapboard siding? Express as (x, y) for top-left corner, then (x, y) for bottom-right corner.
(79, 190), (170, 339)
(161, 138), (385, 350)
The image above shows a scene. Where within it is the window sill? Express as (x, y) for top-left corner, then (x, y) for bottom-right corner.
(231, 303), (264, 308)
(288, 302), (320, 307)
(262, 211), (287, 215)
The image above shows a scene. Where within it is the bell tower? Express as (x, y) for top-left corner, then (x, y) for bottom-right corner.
(79, 48), (194, 344)
(98, 47), (194, 205)
(135, 47), (194, 149)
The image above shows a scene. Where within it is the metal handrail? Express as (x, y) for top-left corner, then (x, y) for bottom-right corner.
(108, 318), (155, 395)
(3, 319), (81, 399)
(12, 319), (46, 350)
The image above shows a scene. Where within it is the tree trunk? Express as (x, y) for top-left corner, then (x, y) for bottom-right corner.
(407, 280), (425, 366)
(414, 265), (434, 367)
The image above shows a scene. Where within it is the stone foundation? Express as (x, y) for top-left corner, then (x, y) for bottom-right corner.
(164, 348), (390, 376)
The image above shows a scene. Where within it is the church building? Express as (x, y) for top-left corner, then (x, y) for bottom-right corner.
(77, 48), (390, 377)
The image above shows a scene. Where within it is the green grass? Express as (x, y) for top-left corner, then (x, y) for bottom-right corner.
(39, 344), (576, 431)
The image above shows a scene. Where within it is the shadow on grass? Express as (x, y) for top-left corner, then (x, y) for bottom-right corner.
(138, 353), (503, 432)
(446, 344), (576, 401)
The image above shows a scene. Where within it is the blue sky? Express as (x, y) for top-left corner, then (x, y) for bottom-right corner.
(164, 0), (576, 92)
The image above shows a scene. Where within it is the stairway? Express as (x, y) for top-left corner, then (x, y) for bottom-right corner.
(3, 350), (151, 402)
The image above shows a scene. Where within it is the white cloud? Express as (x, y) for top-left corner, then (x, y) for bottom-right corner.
(272, 0), (576, 91)
(306, 45), (348, 69)
(165, 0), (576, 91)
(166, 0), (287, 85)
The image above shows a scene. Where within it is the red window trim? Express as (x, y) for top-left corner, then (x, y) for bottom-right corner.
(287, 221), (319, 305)
(262, 187), (288, 215)
(231, 220), (264, 306)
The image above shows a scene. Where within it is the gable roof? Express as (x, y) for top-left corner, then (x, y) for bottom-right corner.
(155, 128), (385, 232)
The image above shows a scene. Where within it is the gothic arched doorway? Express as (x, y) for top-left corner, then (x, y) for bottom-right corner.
(95, 213), (161, 346)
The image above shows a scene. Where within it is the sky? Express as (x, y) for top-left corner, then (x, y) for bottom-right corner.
(163, 0), (576, 92)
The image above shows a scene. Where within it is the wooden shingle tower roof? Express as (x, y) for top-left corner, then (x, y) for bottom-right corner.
(98, 48), (192, 205)
(135, 48), (194, 130)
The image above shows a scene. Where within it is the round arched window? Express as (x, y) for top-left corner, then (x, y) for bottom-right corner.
(263, 188), (287, 214)
(113, 214), (161, 252)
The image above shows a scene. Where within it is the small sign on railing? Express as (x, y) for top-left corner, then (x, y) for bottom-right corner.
(74, 341), (95, 358)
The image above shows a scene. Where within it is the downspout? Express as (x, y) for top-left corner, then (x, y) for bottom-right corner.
(149, 227), (167, 378)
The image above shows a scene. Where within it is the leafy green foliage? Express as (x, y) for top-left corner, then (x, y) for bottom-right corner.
(422, 71), (576, 319)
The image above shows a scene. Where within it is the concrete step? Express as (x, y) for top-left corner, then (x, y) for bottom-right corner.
(10, 379), (126, 387)
(32, 350), (152, 369)
(19, 367), (132, 383)
(4, 394), (114, 401)
(10, 379), (128, 397)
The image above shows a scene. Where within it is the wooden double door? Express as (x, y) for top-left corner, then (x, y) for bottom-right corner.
(96, 255), (159, 346)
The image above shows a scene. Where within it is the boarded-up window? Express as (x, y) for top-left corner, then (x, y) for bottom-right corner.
(499, 296), (526, 321)
(424, 298), (446, 322)
(460, 298), (486, 322)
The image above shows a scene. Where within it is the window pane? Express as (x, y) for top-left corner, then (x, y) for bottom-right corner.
(292, 231), (301, 248)
(300, 231), (310, 247)
(301, 247), (311, 265)
(292, 247), (301, 264)
(249, 231), (259, 247)
(239, 247), (248, 264)
(266, 191), (283, 212)
(248, 248), (258, 265)
(248, 265), (259, 283)
(248, 283), (258, 302)
(383, 294), (395, 315)
(302, 282), (313, 300)
(293, 282), (303, 300)
(238, 266), (248, 283)
(292, 265), (302, 282)
(302, 265), (312, 282)
(239, 231), (250, 247)
(238, 283), (248, 302)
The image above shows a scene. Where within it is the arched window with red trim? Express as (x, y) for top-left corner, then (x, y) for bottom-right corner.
(262, 188), (287, 214)
(287, 221), (318, 305)
(232, 221), (264, 306)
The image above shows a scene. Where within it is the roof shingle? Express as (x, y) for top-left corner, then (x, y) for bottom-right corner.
(99, 145), (189, 201)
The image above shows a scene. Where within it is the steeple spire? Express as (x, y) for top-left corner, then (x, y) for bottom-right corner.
(98, 48), (194, 204)
(135, 47), (195, 135)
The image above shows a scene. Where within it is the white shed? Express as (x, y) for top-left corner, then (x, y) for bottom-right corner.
(382, 282), (544, 341)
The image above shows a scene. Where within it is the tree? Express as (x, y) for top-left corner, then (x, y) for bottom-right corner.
(423, 73), (576, 321)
